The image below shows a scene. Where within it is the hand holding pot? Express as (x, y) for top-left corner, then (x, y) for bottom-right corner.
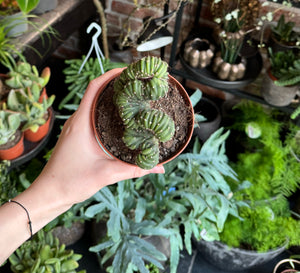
(0, 68), (165, 264)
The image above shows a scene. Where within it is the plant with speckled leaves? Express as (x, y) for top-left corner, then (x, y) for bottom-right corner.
(113, 56), (175, 170)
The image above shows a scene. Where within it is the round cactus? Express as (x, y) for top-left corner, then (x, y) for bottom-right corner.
(113, 56), (175, 169)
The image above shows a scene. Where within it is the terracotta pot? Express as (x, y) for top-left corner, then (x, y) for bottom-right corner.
(0, 130), (24, 160)
(91, 70), (194, 168)
(38, 88), (48, 103)
(260, 70), (299, 107)
(24, 108), (52, 142)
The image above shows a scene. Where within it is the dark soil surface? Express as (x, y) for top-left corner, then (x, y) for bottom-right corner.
(94, 77), (194, 166)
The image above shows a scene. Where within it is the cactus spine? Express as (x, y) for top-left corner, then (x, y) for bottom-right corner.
(113, 56), (175, 169)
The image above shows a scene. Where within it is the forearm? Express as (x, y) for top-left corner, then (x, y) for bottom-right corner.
(0, 174), (71, 264)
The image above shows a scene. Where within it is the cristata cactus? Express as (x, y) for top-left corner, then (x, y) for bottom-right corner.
(0, 110), (21, 145)
(113, 56), (175, 169)
(9, 230), (86, 273)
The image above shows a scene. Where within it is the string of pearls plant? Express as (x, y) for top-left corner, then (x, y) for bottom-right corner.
(113, 56), (175, 169)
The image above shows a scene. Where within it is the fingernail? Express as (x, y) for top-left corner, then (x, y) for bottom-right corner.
(151, 165), (165, 174)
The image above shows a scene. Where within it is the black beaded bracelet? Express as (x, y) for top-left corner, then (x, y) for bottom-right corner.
(7, 199), (33, 240)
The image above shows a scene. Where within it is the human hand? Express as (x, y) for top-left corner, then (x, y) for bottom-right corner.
(38, 68), (165, 207)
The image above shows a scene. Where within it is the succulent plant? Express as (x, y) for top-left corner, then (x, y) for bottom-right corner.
(7, 88), (55, 132)
(9, 230), (86, 273)
(5, 61), (50, 92)
(268, 48), (300, 86)
(113, 56), (175, 169)
(0, 110), (21, 145)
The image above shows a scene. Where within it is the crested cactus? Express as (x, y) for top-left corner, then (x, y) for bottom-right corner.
(0, 110), (21, 145)
(9, 230), (86, 273)
(113, 56), (175, 169)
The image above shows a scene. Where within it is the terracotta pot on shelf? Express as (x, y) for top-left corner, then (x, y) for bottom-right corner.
(91, 68), (194, 169)
(24, 108), (53, 142)
(260, 69), (299, 107)
(0, 130), (24, 160)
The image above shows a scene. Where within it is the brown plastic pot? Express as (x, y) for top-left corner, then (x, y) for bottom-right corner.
(0, 131), (24, 160)
(24, 108), (53, 142)
(91, 70), (194, 168)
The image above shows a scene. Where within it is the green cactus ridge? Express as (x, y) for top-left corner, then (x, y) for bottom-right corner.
(113, 56), (175, 169)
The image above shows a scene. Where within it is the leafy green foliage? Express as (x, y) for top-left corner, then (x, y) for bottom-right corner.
(9, 230), (86, 273)
(271, 14), (298, 43)
(113, 56), (175, 169)
(220, 101), (300, 251)
(228, 101), (300, 199)
(268, 48), (300, 86)
(220, 198), (300, 251)
(0, 110), (21, 145)
(59, 56), (127, 110)
(85, 128), (247, 273)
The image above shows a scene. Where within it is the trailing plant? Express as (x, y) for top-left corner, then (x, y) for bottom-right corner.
(85, 128), (248, 273)
(113, 56), (175, 169)
(0, 109), (21, 145)
(59, 56), (127, 110)
(9, 230), (86, 273)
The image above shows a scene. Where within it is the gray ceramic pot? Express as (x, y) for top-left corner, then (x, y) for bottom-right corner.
(33, 0), (58, 14)
(260, 70), (299, 107)
(194, 239), (286, 271)
(193, 97), (221, 143)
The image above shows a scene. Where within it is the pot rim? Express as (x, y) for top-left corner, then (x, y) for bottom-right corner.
(91, 71), (194, 168)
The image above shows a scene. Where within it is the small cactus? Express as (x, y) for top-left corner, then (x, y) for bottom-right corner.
(9, 230), (86, 273)
(113, 56), (175, 169)
(0, 110), (21, 145)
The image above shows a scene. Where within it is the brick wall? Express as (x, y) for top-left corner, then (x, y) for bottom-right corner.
(104, 0), (300, 62)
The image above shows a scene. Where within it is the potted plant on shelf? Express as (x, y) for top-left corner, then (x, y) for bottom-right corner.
(196, 101), (300, 271)
(269, 14), (300, 54)
(59, 56), (127, 111)
(0, 109), (23, 160)
(9, 230), (87, 273)
(91, 56), (194, 170)
(0, 0), (40, 37)
(210, 0), (266, 81)
(260, 48), (300, 107)
(5, 62), (55, 142)
(85, 128), (249, 273)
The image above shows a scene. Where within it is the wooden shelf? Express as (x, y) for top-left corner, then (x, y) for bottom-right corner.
(12, 0), (97, 67)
